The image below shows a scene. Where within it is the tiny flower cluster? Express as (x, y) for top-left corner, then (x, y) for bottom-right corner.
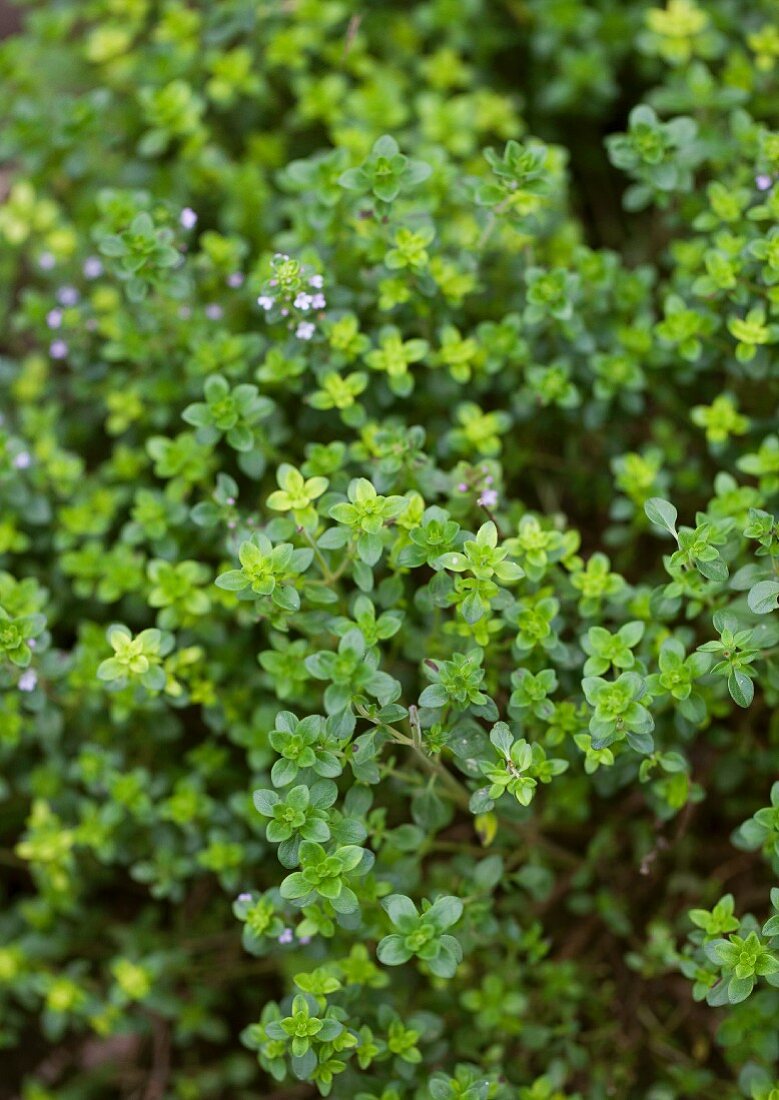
(257, 254), (326, 340)
(457, 465), (500, 510)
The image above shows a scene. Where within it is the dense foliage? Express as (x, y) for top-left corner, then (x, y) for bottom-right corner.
(1, 0), (779, 1096)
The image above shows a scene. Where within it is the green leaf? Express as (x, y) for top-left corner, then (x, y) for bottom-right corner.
(726, 974), (754, 1003)
(383, 894), (419, 931)
(279, 872), (311, 900)
(644, 497), (678, 538)
(419, 683), (448, 708)
(424, 895), (463, 931)
(426, 935), (462, 978)
(747, 579), (779, 615)
(490, 722), (513, 756)
(377, 934), (413, 966)
(253, 789), (279, 816)
(215, 570), (249, 591)
(272, 585), (300, 612)
(696, 556), (728, 583)
(728, 669), (754, 708)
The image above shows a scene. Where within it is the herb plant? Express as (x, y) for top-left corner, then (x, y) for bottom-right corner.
(1, 1), (779, 1097)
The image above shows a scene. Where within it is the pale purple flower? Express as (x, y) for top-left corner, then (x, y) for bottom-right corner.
(299, 935), (312, 945)
(457, 482), (468, 492)
(57, 286), (79, 306)
(13, 451), (31, 470)
(257, 295), (275, 311)
(46, 309), (63, 329)
(205, 303), (223, 320)
(294, 292), (313, 311)
(278, 927), (294, 944)
(18, 670), (37, 692)
(49, 340), (68, 359)
(296, 321), (315, 340)
(225, 496), (236, 505)
(83, 256), (103, 279)
(227, 272), (244, 288)
(478, 488), (499, 508)
(237, 892), (252, 903)
(311, 293), (326, 310)
(180, 207), (198, 229)
(280, 307), (289, 317)
(38, 252), (55, 271)
(756, 174), (773, 191)
(178, 306), (192, 320)
(309, 274), (324, 289)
